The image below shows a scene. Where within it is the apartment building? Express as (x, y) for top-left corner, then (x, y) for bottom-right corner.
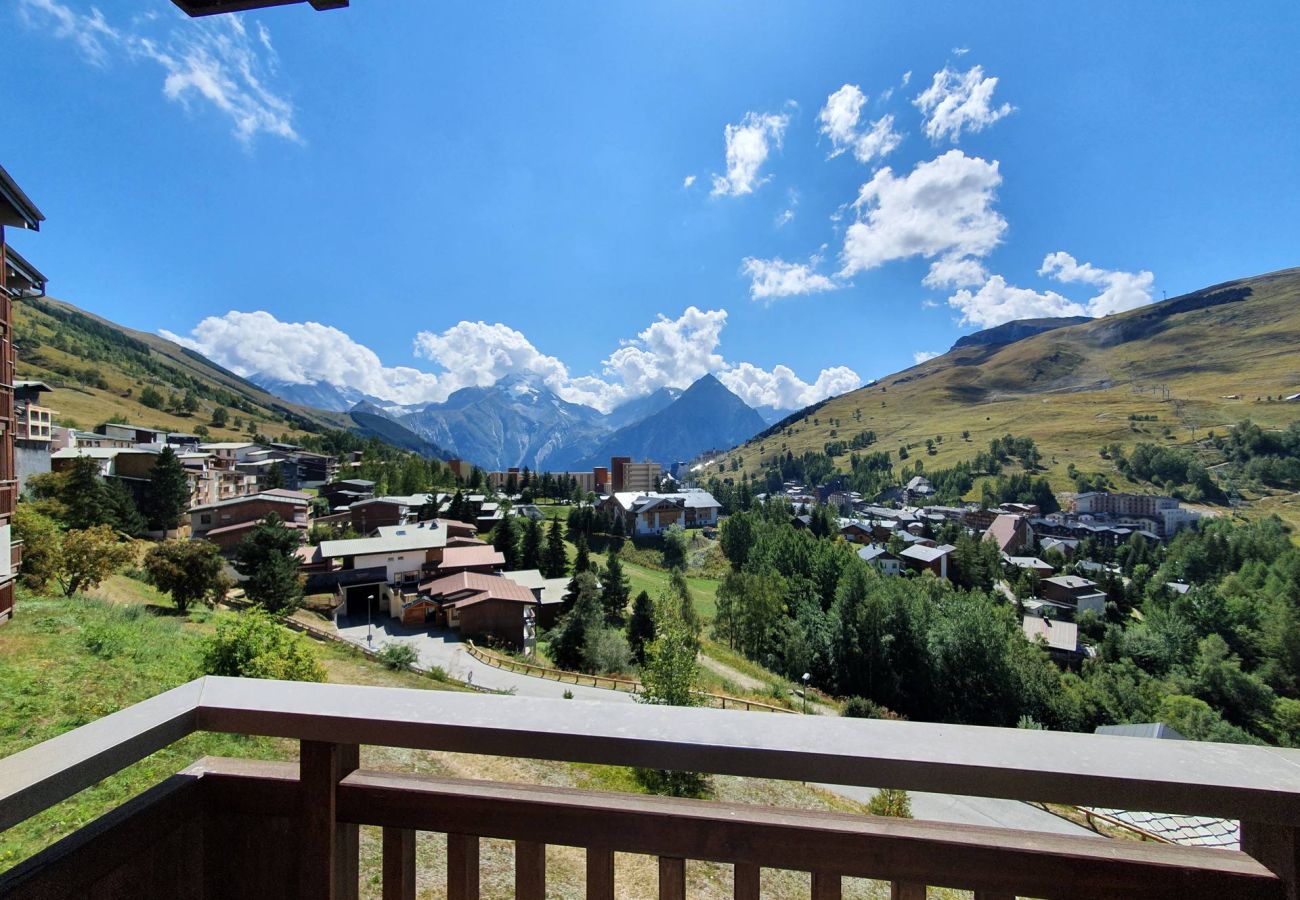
(13, 380), (54, 491)
(0, 163), (46, 624)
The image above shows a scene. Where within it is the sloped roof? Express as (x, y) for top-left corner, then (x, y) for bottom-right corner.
(1021, 617), (1079, 653)
(419, 571), (535, 604)
(438, 545), (506, 570)
(984, 513), (1029, 552)
(319, 529), (448, 557)
(899, 543), (955, 563)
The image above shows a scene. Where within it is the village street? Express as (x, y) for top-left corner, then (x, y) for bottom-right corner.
(334, 615), (1095, 838)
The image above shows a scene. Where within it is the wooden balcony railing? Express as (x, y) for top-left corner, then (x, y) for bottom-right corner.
(0, 677), (1297, 900)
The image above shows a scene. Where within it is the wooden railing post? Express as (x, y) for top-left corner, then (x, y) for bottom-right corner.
(1242, 821), (1299, 900)
(299, 740), (360, 900)
(382, 827), (416, 900)
(515, 840), (546, 900)
(733, 862), (760, 900)
(586, 847), (614, 900)
(811, 871), (841, 900)
(659, 856), (685, 900)
(447, 833), (480, 900)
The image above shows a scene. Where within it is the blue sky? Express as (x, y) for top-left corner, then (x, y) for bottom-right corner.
(7, 0), (1299, 412)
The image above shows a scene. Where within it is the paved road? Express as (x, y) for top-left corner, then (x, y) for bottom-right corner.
(332, 616), (1093, 837)
(336, 616), (637, 703)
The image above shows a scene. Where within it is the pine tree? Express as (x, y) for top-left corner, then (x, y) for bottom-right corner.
(493, 514), (521, 570)
(105, 478), (147, 536)
(601, 550), (630, 625)
(63, 457), (115, 531)
(626, 590), (656, 665)
(140, 446), (191, 532)
(541, 517), (568, 579)
(232, 513), (304, 613)
(521, 517), (543, 570)
(550, 571), (601, 670)
(669, 568), (701, 647)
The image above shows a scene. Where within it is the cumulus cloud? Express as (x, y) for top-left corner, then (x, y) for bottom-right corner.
(741, 256), (838, 301)
(18, 0), (297, 143)
(1039, 251), (1155, 316)
(839, 149), (1006, 276)
(719, 363), (862, 411)
(711, 110), (789, 196)
(914, 64), (1013, 143)
(913, 350), (941, 364)
(166, 305), (859, 417)
(946, 275), (1086, 329)
(682, 174), (696, 188)
(161, 311), (445, 404)
(817, 84), (902, 165)
(923, 254), (989, 289)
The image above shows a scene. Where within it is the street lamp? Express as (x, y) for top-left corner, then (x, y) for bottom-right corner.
(801, 672), (811, 714)
(366, 593), (375, 645)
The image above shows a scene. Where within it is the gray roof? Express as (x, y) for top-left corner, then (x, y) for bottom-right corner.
(1082, 808), (1239, 850)
(1095, 723), (1185, 740)
(319, 527), (448, 558)
(899, 543), (955, 563)
(856, 544), (894, 563)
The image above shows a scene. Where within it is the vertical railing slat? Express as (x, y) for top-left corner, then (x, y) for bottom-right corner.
(1242, 821), (1299, 900)
(299, 740), (358, 900)
(381, 827), (416, 900)
(447, 833), (480, 900)
(515, 840), (547, 900)
(586, 848), (615, 900)
(658, 856), (686, 900)
(733, 862), (760, 900)
(811, 870), (841, 900)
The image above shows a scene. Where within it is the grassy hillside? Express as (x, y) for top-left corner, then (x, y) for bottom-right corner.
(724, 267), (1300, 526)
(14, 296), (347, 442)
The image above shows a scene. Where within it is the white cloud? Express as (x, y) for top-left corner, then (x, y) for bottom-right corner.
(946, 275), (1086, 329)
(18, 0), (297, 144)
(775, 208), (795, 227)
(923, 254), (989, 289)
(711, 110), (789, 197)
(952, 46), (971, 56)
(839, 149), (1005, 276)
(901, 70), (912, 86)
(682, 174), (696, 188)
(719, 363), (862, 410)
(162, 311), (445, 404)
(741, 256), (838, 301)
(921, 298), (940, 309)
(913, 350), (941, 364)
(1039, 251), (1155, 316)
(166, 305), (856, 417)
(817, 84), (902, 165)
(913, 64), (1013, 144)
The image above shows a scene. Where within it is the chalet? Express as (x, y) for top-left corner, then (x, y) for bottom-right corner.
(899, 543), (955, 580)
(1040, 575), (1108, 618)
(602, 490), (721, 536)
(1021, 616), (1082, 665)
(190, 489), (311, 552)
(857, 543), (902, 576)
(406, 572), (539, 646)
(434, 544), (505, 577)
(904, 476), (935, 504)
(839, 520), (875, 544)
(984, 513), (1034, 554)
(348, 493), (438, 535)
(504, 568), (569, 628)
(1003, 555), (1056, 578)
(1040, 537), (1079, 558)
(319, 479), (377, 510)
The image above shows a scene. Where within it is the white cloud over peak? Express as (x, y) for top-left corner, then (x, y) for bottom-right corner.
(711, 110), (790, 196)
(165, 305), (858, 416)
(719, 363), (862, 411)
(18, 0), (297, 144)
(161, 311), (444, 404)
(817, 84), (902, 165)
(914, 64), (1013, 144)
(1039, 251), (1155, 316)
(946, 276), (1086, 329)
(913, 350), (941, 364)
(741, 256), (838, 301)
(839, 149), (1006, 276)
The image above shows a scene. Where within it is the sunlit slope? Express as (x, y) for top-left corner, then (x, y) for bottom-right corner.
(728, 267), (1300, 496)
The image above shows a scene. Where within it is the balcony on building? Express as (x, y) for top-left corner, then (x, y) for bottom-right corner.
(0, 677), (1297, 899)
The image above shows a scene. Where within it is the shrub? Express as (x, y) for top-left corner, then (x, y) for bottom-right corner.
(202, 610), (326, 682)
(866, 788), (912, 818)
(582, 627), (631, 675)
(377, 642), (419, 671)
